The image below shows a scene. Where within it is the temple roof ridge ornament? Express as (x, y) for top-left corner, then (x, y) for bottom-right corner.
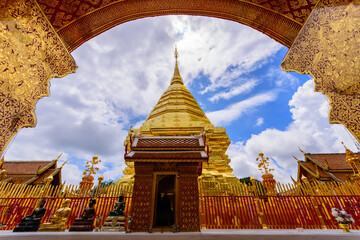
(342, 141), (360, 175)
(171, 45), (184, 85)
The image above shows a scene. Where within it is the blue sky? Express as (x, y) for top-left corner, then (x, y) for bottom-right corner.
(191, 47), (309, 142)
(4, 16), (357, 184)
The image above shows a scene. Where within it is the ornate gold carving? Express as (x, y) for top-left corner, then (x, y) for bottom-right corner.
(0, 0), (77, 156)
(33, 0), (318, 50)
(154, 162), (177, 171)
(36, 0), (315, 32)
(130, 175), (153, 232)
(179, 176), (200, 231)
(249, 0), (317, 24)
(49, 0), (303, 51)
(281, 0), (360, 142)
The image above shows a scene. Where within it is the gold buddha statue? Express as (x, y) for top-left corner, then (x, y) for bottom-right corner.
(38, 199), (72, 232)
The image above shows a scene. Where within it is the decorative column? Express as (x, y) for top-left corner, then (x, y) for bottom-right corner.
(281, 1), (360, 143)
(0, 0), (77, 157)
(130, 163), (153, 232)
(94, 174), (104, 197)
(178, 163), (201, 232)
(79, 174), (94, 196)
(79, 155), (101, 196)
(256, 152), (276, 195)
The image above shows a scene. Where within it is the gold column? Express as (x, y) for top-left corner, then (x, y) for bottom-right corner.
(282, 0), (360, 142)
(0, 0), (77, 156)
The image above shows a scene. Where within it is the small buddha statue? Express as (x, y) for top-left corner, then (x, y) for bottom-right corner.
(69, 199), (96, 231)
(38, 199), (71, 232)
(13, 199), (46, 232)
(101, 194), (126, 231)
(109, 195), (125, 216)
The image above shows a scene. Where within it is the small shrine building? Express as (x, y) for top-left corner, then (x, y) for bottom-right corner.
(0, 157), (62, 185)
(295, 149), (360, 183)
(125, 133), (208, 232)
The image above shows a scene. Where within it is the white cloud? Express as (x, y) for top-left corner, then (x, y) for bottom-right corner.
(170, 16), (282, 93)
(267, 67), (299, 89)
(207, 92), (277, 126)
(255, 118), (264, 127)
(227, 80), (357, 183)
(208, 79), (258, 102)
(5, 16), (281, 184)
(61, 163), (83, 185)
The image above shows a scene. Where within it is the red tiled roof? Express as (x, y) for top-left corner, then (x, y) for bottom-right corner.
(0, 161), (61, 185)
(299, 152), (356, 183)
(4, 177), (32, 184)
(302, 162), (316, 172)
(300, 162), (328, 178)
(327, 172), (351, 182)
(2, 161), (55, 175)
(307, 153), (353, 170)
(32, 169), (58, 184)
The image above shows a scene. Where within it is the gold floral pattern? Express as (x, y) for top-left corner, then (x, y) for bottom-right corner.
(0, 0), (77, 156)
(282, 0), (360, 142)
(39, 0), (306, 51)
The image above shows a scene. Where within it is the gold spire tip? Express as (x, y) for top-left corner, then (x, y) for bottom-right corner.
(171, 45), (183, 85)
(175, 44), (178, 60)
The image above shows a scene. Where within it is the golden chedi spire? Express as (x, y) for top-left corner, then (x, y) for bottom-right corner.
(171, 46), (184, 85)
(140, 46), (212, 135)
(118, 47), (238, 186)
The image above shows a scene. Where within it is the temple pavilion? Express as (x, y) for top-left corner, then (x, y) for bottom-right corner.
(118, 48), (238, 187)
(295, 146), (360, 183)
(0, 157), (62, 185)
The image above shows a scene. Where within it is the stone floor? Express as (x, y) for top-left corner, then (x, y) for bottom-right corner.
(1, 229), (359, 240)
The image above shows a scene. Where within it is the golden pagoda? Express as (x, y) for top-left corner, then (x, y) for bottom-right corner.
(118, 48), (238, 186)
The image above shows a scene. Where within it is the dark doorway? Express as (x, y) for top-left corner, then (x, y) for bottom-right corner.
(154, 175), (175, 227)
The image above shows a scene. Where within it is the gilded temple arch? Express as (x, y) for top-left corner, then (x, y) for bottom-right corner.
(1, 0), (360, 156)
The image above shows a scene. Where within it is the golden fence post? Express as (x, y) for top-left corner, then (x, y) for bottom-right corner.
(311, 196), (327, 229)
(251, 178), (267, 229)
(95, 174), (104, 198)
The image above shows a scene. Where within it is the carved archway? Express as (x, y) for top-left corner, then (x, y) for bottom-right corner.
(1, 0), (360, 156)
(44, 0), (316, 52)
